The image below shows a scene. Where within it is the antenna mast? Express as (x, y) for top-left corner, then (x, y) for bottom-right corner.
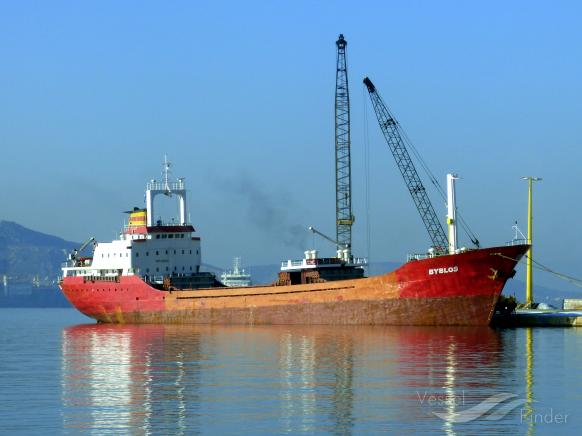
(162, 155), (172, 194)
(335, 34), (354, 253)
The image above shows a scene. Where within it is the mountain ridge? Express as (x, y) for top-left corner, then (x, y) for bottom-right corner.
(1, 220), (578, 306)
(0, 220), (78, 284)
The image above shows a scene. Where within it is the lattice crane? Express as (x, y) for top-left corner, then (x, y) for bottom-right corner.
(363, 77), (448, 250)
(335, 34), (354, 252)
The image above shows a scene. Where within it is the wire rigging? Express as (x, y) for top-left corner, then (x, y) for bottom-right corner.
(527, 255), (582, 289)
(386, 95), (480, 247)
(495, 252), (582, 289)
(362, 85), (372, 274)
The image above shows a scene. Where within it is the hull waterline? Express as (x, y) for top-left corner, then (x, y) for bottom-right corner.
(60, 245), (528, 326)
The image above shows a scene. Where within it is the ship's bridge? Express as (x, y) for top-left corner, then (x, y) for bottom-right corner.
(62, 158), (204, 284)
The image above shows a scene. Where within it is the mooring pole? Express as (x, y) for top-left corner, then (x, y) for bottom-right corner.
(522, 176), (541, 307)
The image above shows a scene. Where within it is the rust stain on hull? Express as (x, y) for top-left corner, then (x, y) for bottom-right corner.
(60, 245), (529, 327)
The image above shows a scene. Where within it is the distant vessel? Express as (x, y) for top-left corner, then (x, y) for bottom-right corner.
(59, 160), (528, 326)
(221, 258), (252, 287)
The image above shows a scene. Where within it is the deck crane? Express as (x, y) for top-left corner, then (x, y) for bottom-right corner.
(308, 226), (348, 249)
(308, 226), (351, 261)
(335, 34), (354, 254)
(363, 77), (449, 251)
(68, 236), (96, 265)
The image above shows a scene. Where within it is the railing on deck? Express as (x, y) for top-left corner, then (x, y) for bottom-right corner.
(147, 180), (185, 191)
(506, 238), (528, 246)
(280, 257), (367, 270)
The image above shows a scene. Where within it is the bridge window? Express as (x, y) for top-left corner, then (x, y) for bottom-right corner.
(156, 235), (160, 239)
(146, 252), (149, 256)
(189, 250), (192, 254)
(136, 252), (139, 257)
(182, 250), (184, 255)
(162, 234), (167, 239)
(156, 251), (159, 255)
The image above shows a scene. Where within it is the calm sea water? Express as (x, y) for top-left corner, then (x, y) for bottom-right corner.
(1, 309), (581, 435)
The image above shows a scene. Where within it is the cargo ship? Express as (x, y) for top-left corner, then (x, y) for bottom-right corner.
(59, 161), (528, 326)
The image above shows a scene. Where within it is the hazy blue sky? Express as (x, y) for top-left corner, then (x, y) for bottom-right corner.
(1, 1), (581, 292)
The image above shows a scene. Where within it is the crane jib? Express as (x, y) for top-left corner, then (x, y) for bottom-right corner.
(363, 76), (448, 250)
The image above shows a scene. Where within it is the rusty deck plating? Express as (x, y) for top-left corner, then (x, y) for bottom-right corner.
(60, 245), (528, 326)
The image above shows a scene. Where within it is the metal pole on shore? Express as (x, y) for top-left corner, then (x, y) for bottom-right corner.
(522, 176), (541, 308)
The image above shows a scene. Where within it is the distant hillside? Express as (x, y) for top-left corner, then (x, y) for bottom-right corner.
(2, 220), (578, 307)
(0, 221), (78, 284)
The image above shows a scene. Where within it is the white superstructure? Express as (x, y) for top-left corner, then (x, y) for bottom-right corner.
(62, 159), (202, 284)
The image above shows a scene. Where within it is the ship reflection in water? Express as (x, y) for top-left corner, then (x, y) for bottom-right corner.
(60, 324), (562, 434)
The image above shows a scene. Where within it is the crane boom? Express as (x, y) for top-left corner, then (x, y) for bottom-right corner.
(77, 237), (96, 253)
(68, 236), (96, 265)
(335, 34), (353, 250)
(363, 77), (448, 250)
(308, 226), (347, 249)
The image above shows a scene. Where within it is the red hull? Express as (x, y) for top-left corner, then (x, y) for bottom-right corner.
(60, 245), (528, 326)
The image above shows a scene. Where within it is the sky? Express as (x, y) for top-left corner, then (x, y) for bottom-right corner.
(1, 1), (581, 292)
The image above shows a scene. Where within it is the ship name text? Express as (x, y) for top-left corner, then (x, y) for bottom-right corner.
(429, 266), (459, 275)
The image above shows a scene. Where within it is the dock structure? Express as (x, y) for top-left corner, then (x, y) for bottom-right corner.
(563, 299), (582, 310)
(492, 308), (582, 327)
